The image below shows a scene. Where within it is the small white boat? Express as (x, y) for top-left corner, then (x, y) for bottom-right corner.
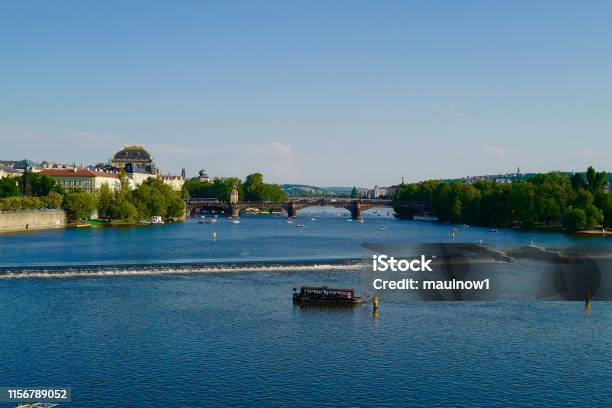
(151, 215), (164, 224)
(311, 218), (317, 221)
(378, 225), (385, 231)
(296, 224), (305, 228)
(231, 219), (241, 224)
(346, 219), (353, 222)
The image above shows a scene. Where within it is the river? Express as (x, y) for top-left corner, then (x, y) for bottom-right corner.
(0, 211), (610, 406)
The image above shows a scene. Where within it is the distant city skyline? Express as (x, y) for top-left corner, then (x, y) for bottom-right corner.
(1, 1), (612, 186)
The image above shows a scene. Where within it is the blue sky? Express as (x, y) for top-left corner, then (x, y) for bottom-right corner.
(1, 1), (611, 186)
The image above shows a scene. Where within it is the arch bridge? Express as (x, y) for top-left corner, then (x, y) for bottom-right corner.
(186, 198), (427, 219)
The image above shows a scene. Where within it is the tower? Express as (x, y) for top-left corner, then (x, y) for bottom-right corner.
(230, 185), (239, 204)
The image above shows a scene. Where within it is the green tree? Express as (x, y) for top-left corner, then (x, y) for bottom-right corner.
(562, 208), (587, 232)
(585, 166), (607, 192)
(0, 176), (20, 198)
(244, 173), (264, 201)
(132, 183), (167, 219)
(584, 204), (603, 229)
(114, 200), (138, 222)
(18, 173), (60, 196)
(570, 173), (586, 190)
(0, 196), (46, 211)
(63, 191), (98, 222)
(130, 177), (185, 220)
(167, 196), (186, 218)
(98, 183), (114, 219)
(604, 203), (612, 228)
(46, 191), (63, 209)
(350, 187), (358, 198)
(509, 182), (536, 227)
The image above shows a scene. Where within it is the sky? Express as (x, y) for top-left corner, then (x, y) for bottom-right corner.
(1, 1), (611, 187)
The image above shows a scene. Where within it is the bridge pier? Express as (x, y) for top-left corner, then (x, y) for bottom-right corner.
(186, 198), (414, 221)
(229, 204), (240, 219)
(287, 202), (297, 218)
(350, 202), (363, 220)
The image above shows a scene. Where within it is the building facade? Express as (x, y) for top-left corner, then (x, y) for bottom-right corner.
(0, 164), (21, 179)
(39, 169), (121, 193)
(367, 185), (391, 199)
(111, 145), (158, 175)
(110, 145), (161, 188)
(160, 175), (185, 191)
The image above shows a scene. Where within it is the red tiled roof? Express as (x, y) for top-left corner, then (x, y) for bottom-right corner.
(39, 169), (120, 179)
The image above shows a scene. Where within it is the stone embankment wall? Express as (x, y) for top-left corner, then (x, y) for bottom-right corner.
(0, 209), (66, 233)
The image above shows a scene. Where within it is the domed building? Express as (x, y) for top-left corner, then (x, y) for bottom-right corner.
(198, 169), (210, 183)
(111, 145), (157, 175)
(109, 145), (160, 188)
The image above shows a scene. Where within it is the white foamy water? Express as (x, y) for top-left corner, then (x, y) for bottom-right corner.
(0, 262), (362, 279)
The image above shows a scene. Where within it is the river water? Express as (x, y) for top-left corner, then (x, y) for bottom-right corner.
(0, 211), (610, 407)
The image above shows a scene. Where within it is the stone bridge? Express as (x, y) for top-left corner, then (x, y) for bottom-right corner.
(186, 198), (427, 219)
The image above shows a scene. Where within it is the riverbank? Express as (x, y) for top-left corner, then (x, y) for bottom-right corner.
(575, 229), (612, 236)
(0, 209), (66, 234)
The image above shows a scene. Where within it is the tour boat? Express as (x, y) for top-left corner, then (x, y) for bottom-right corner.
(293, 286), (364, 305)
(295, 224), (305, 228)
(490, 228), (498, 233)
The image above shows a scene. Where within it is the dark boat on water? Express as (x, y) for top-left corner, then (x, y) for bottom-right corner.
(293, 286), (364, 305)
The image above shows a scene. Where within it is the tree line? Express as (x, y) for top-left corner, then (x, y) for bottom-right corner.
(0, 171), (185, 223)
(0, 173), (64, 211)
(394, 166), (611, 232)
(183, 172), (287, 202)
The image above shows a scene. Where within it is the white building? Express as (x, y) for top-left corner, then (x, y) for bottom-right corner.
(368, 185), (391, 199)
(160, 174), (185, 191)
(39, 169), (121, 193)
(0, 164), (21, 179)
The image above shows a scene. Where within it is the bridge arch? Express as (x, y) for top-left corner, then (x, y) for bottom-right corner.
(185, 198), (428, 220)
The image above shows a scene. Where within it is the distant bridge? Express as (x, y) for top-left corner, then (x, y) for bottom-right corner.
(186, 198), (427, 219)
